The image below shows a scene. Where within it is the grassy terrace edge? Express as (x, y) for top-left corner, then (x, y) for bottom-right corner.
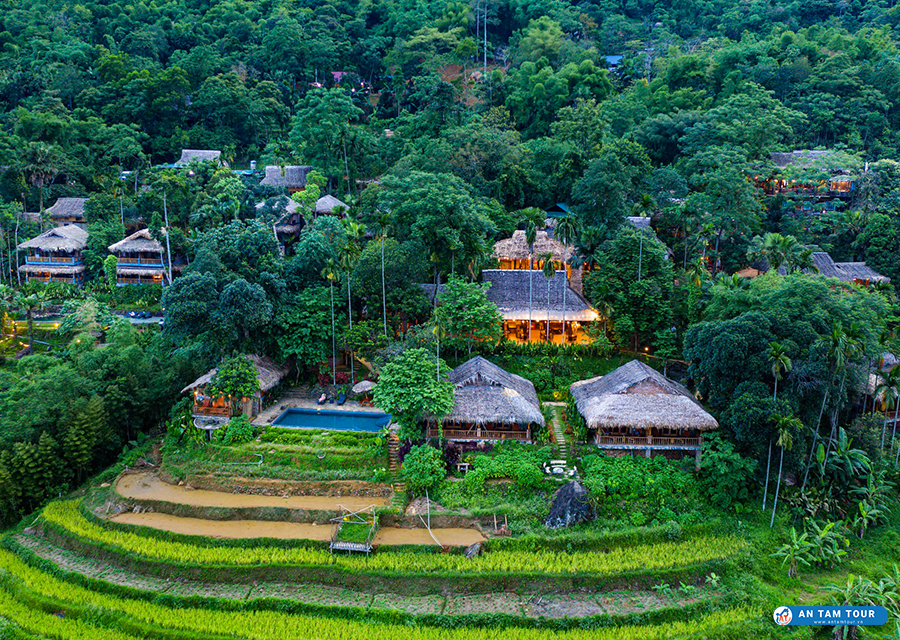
(33, 500), (746, 579)
(5, 540), (734, 633)
(0, 548), (769, 640)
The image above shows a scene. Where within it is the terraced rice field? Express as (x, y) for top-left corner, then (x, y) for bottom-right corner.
(0, 478), (773, 638)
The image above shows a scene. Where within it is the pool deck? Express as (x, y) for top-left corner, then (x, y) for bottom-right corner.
(252, 389), (386, 427)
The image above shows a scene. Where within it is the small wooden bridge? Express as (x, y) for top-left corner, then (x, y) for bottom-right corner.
(329, 505), (377, 555)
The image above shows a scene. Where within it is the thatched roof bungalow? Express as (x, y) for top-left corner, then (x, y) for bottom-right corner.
(108, 229), (167, 286)
(570, 360), (717, 465)
(774, 251), (890, 285)
(183, 355), (289, 420)
(260, 165), (312, 192)
(493, 230), (574, 269)
(47, 198), (87, 225)
(18, 225), (88, 285)
(316, 194), (349, 215)
(482, 269), (598, 343)
(427, 356), (545, 442)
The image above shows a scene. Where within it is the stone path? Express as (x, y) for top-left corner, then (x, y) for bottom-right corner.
(544, 403), (569, 460)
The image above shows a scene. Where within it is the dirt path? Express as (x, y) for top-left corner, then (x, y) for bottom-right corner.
(117, 473), (391, 509)
(111, 512), (484, 546)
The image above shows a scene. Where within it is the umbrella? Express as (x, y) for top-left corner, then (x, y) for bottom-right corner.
(352, 380), (376, 394)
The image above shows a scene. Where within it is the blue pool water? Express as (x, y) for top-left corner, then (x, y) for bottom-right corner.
(271, 408), (391, 432)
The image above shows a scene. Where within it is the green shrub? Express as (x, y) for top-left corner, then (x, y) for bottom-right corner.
(400, 444), (445, 497)
(662, 521), (683, 541)
(697, 434), (758, 510)
(218, 415), (254, 446)
(581, 454), (695, 509)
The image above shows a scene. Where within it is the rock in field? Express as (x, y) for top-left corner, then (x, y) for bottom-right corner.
(544, 481), (595, 529)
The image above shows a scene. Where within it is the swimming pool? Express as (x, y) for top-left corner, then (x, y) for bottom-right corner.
(271, 408), (391, 432)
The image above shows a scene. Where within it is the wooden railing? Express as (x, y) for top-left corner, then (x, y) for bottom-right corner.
(117, 276), (164, 285)
(429, 427), (530, 442)
(193, 405), (233, 417)
(26, 256), (80, 265)
(597, 435), (701, 448)
(27, 275), (79, 284)
(118, 258), (164, 267)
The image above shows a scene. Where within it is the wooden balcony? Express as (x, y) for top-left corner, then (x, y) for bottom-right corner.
(428, 427), (531, 442)
(26, 256), (81, 265)
(117, 275), (164, 285)
(597, 435), (701, 450)
(118, 258), (164, 267)
(193, 405), (233, 418)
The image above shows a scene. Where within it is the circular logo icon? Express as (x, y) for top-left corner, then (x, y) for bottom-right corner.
(773, 607), (792, 626)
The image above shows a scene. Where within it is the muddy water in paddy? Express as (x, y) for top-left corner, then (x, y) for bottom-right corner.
(116, 473), (391, 509)
(113, 512), (334, 540)
(112, 512), (486, 546)
(372, 527), (485, 547)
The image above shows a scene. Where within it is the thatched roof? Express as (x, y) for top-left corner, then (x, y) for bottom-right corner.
(18, 264), (85, 275)
(181, 355), (289, 394)
(18, 225), (88, 252)
(47, 198), (86, 221)
(626, 216), (652, 230)
(316, 194), (348, 215)
(482, 269), (598, 322)
(778, 251), (890, 283)
(108, 229), (163, 254)
(260, 165), (312, 189)
(492, 230), (573, 262)
(441, 356), (545, 427)
(177, 149), (225, 166)
(569, 360), (718, 432)
(116, 266), (167, 277)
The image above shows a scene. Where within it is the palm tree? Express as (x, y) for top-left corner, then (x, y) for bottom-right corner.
(341, 219), (365, 383)
(376, 213), (391, 338)
(802, 323), (848, 492)
(770, 414), (799, 528)
(321, 260), (339, 387)
(555, 215), (580, 344)
(21, 142), (61, 224)
(539, 252), (556, 343)
(13, 289), (51, 355)
(520, 208), (543, 343)
(764, 341), (792, 510)
(746, 232), (800, 273)
(874, 367), (900, 452)
(432, 321), (446, 382)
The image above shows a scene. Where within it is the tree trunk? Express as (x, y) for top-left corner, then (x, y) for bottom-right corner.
(26, 309), (33, 355)
(762, 439), (772, 510)
(528, 251), (533, 343)
(802, 388), (829, 492)
(347, 277), (353, 383)
(381, 237), (387, 337)
(546, 278), (551, 343)
(823, 376), (845, 468)
(770, 447), (784, 528)
(330, 282), (336, 387)
(562, 244), (567, 344)
(891, 394), (899, 458)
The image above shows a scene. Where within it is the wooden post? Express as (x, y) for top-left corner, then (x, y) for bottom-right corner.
(694, 449), (701, 471)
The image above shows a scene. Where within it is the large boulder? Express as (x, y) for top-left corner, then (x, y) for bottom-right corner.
(544, 481), (595, 529)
